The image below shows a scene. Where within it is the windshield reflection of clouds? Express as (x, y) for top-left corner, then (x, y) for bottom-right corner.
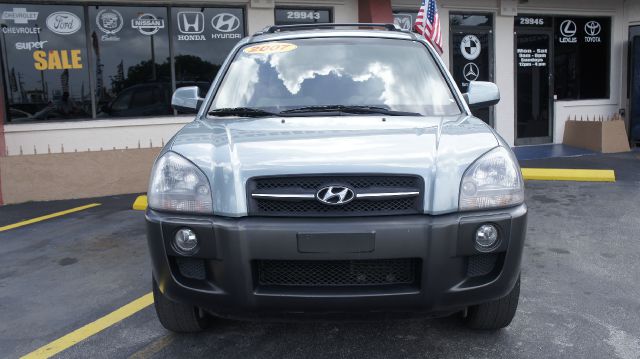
(212, 40), (459, 116)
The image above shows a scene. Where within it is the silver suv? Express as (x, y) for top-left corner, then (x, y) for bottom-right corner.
(146, 24), (527, 332)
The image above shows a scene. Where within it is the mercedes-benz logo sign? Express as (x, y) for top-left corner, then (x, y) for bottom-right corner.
(584, 21), (601, 36)
(316, 186), (355, 205)
(211, 13), (240, 32)
(463, 62), (480, 82)
(560, 20), (577, 37)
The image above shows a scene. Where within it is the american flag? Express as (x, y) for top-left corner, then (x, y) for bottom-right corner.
(414, 0), (443, 53)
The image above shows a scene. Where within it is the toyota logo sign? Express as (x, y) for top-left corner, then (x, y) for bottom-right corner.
(584, 21), (601, 37)
(211, 13), (240, 32)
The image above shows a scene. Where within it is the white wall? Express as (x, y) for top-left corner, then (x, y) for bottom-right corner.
(4, 117), (190, 155)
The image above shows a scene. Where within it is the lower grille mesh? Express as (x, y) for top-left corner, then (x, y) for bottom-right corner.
(255, 197), (416, 214)
(467, 254), (498, 277)
(176, 257), (206, 280)
(257, 259), (419, 287)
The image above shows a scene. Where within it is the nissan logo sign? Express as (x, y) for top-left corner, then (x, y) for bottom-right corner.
(211, 13), (240, 33)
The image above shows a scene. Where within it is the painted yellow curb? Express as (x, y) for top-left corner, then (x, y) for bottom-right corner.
(21, 293), (154, 359)
(0, 203), (102, 233)
(132, 195), (148, 211)
(521, 168), (615, 182)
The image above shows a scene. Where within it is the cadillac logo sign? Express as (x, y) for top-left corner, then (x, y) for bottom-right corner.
(96, 9), (123, 41)
(132, 13), (165, 35)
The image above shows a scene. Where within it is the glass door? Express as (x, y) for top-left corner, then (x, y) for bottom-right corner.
(630, 26), (640, 145)
(515, 29), (554, 145)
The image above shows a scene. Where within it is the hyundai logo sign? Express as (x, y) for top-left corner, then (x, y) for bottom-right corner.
(211, 13), (240, 33)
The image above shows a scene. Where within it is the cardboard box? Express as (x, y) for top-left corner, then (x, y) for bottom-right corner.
(563, 116), (631, 153)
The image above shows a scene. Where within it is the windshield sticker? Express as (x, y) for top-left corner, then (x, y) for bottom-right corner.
(244, 42), (297, 55)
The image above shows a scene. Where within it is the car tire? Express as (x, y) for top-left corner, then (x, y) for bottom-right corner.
(152, 279), (210, 333)
(464, 276), (520, 330)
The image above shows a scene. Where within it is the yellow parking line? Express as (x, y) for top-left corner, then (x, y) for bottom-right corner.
(132, 195), (148, 211)
(521, 168), (615, 182)
(21, 292), (154, 359)
(0, 203), (102, 233)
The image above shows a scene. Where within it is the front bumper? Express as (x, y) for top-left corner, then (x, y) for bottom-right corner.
(146, 204), (527, 319)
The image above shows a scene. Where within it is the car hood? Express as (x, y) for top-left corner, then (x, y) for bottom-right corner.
(169, 115), (500, 216)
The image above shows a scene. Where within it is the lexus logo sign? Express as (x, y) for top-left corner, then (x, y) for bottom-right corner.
(584, 21), (601, 36)
(559, 20), (577, 38)
(211, 13), (240, 32)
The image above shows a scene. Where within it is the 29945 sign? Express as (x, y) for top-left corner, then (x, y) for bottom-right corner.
(519, 17), (545, 26)
(516, 16), (551, 27)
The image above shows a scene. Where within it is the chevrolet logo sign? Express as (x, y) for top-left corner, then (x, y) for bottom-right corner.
(2, 8), (38, 24)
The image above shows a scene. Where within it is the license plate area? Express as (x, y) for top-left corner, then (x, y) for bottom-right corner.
(297, 232), (375, 253)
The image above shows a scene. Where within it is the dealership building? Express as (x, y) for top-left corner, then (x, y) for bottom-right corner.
(0, 0), (639, 204)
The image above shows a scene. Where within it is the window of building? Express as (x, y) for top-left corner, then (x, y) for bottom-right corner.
(0, 4), (90, 122)
(89, 6), (171, 118)
(274, 8), (332, 25)
(449, 12), (494, 126)
(392, 10), (417, 31)
(0, 4), (245, 123)
(171, 7), (245, 94)
(554, 16), (610, 100)
(514, 15), (611, 101)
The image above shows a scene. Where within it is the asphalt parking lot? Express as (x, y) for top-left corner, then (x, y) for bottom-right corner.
(2, 152), (640, 359)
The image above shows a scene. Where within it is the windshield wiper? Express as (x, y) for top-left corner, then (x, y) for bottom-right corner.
(208, 107), (280, 117)
(279, 105), (421, 116)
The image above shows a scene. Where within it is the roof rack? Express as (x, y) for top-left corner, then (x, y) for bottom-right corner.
(256, 23), (401, 35)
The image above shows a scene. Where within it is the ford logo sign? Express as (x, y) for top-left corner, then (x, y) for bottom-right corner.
(46, 11), (81, 35)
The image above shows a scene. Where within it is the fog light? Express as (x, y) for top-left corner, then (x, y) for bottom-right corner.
(174, 228), (198, 255)
(475, 224), (499, 251)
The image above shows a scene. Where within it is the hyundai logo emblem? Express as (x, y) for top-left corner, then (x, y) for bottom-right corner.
(211, 13), (240, 33)
(316, 186), (355, 205)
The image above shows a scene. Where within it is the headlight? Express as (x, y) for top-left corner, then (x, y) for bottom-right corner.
(459, 147), (524, 211)
(148, 151), (213, 214)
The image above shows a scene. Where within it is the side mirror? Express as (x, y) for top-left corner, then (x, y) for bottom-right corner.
(171, 86), (204, 113)
(464, 81), (500, 109)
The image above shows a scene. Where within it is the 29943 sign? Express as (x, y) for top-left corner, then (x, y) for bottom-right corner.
(286, 11), (320, 20)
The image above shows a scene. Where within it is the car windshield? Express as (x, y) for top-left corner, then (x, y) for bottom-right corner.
(209, 37), (461, 117)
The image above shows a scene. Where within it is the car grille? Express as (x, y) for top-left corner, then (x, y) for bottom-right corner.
(467, 254), (499, 277)
(175, 257), (206, 280)
(247, 175), (423, 217)
(256, 259), (420, 287)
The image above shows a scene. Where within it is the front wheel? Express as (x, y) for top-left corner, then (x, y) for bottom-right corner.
(152, 279), (210, 333)
(464, 276), (520, 330)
